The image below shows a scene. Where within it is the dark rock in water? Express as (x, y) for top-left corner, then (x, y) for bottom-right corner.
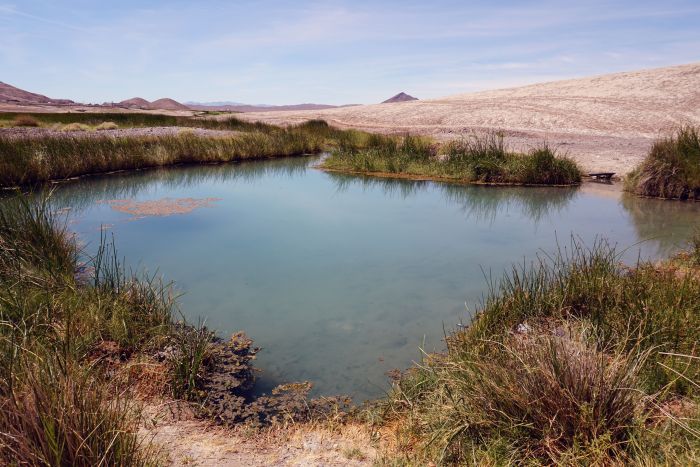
(198, 332), (352, 427)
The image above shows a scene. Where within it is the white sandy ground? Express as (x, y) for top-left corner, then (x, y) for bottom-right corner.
(140, 403), (380, 466)
(238, 62), (700, 175)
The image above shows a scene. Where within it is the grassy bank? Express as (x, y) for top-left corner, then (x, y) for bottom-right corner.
(0, 194), (342, 464)
(0, 111), (255, 131)
(321, 132), (582, 186)
(1, 111), (339, 135)
(0, 195), (175, 464)
(626, 126), (700, 200)
(2, 193), (700, 464)
(1, 113), (584, 188)
(0, 120), (348, 187)
(376, 238), (700, 465)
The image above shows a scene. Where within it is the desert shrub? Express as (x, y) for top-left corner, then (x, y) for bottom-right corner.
(12, 115), (39, 127)
(95, 121), (118, 130)
(626, 126), (700, 199)
(61, 123), (91, 132)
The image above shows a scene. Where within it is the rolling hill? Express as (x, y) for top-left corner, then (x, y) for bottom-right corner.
(237, 62), (700, 174)
(0, 81), (74, 105)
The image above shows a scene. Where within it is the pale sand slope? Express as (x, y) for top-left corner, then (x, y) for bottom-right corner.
(140, 403), (379, 466)
(240, 62), (700, 175)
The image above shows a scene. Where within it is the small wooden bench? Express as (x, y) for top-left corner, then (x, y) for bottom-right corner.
(588, 172), (615, 180)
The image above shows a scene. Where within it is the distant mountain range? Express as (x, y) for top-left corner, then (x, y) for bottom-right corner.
(382, 92), (418, 103)
(0, 81), (74, 105)
(186, 102), (343, 113)
(0, 80), (417, 112)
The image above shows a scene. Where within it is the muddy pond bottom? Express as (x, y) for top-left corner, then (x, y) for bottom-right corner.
(47, 157), (700, 400)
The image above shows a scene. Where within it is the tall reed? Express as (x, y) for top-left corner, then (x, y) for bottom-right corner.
(322, 133), (582, 185)
(626, 126), (700, 199)
(380, 239), (700, 464)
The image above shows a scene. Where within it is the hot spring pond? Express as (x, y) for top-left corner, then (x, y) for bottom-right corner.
(39, 157), (700, 400)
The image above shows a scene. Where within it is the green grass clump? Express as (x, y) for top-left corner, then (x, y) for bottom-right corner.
(0, 128), (324, 187)
(626, 126), (700, 200)
(0, 111), (303, 133)
(322, 132), (582, 186)
(380, 240), (700, 465)
(0, 115), (580, 188)
(0, 194), (205, 464)
(0, 359), (155, 466)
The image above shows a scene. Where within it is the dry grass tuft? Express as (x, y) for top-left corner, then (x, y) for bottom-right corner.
(95, 121), (119, 130)
(12, 115), (40, 127)
(61, 122), (92, 132)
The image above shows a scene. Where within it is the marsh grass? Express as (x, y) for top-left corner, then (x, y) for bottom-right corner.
(1, 112), (180, 128)
(379, 239), (700, 464)
(692, 229), (700, 265)
(169, 322), (214, 401)
(626, 126), (700, 200)
(0, 124), (329, 187)
(0, 358), (156, 466)
(0, 193), (201, 464)
(0, 116), (581, 188)
(322, 132), (582, 186)
(0, 111), (296, 133)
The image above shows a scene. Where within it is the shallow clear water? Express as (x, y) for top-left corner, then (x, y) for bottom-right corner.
(42, 157), (700, 400)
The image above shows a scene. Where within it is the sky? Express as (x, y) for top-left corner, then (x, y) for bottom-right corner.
(1, 0), (699, 105)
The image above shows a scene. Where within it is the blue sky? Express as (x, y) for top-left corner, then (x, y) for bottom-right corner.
(1, 1), (699, 105)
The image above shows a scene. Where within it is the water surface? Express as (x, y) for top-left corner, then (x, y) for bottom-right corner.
(44, 157), (700, 400)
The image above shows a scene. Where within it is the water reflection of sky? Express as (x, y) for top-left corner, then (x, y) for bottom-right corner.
(24, 156), (700, 400)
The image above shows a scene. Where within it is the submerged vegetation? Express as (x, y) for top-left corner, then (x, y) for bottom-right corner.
(322, 132), (582, 186)
(377, 239), (700, 464)
(626, 126), (700, 200)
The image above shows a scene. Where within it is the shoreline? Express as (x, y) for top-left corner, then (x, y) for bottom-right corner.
(317, 165), (584, 187)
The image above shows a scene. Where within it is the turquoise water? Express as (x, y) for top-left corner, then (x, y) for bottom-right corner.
(46, 157), (700, 400)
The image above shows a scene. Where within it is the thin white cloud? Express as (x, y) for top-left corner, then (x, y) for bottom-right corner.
(0, 3), (88, 32)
